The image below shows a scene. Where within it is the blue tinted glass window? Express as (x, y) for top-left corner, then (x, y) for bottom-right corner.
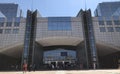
(100, 27), (106, 32)
(112, 16), (119, 20)
(0, 18), (5, 22)
(0, 22), (4, 27)
(106, 21), (112, 25)
(115, 27), (120, 32)
(5, 29), (11, 34)
(0, 29), (3, 34)
(44, 48), (76, 62)
(14, 22), (20, 27)
(15, 17), (21, 22)
(14, 17), (20, 27)
(98, 17), (105, 25)
(114, 20), (120, 25)
(48, 17), (71, 31)
(6, 22), (12, 27)
(98, 21), (104, 25)
(107, 27), (114, 32)
(13, 28), (19, 34)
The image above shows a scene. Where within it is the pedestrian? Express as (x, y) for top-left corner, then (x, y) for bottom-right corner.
(33, 64), (36, 71)
(15, 65), (18, 71)
(29, 64), (32, 71)
(52, 64), (54, 69)
(23, 63), (27, 73)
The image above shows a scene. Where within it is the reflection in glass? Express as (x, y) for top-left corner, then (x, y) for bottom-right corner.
(115, 27), (120, 32)
(0, 29), (3, 34)
(114, 20), (120, 25)
(100, 27), (106, 32)
(106, 21), (112, 25)
(14, 22), (20, 27)
(13, 28), (19, 34)
(5, 29), (11, 34)
(107, 27), (114, 32)
(48, 17), (71, 31)
(0, 22), (4, 27)
(98, 21), (104, 25)
(44, 48), (76, 63)
(6, 22), (12, 27)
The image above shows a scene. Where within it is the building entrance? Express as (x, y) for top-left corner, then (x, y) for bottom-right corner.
(43, 48), (76, 70)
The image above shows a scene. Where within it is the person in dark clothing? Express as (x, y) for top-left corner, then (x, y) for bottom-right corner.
(33, 64), (36, 71)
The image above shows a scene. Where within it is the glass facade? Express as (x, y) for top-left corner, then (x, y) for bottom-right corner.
(0, 3), (21, 18)
(0, 18), (5, 27)
(98, 17), (105, 25)
(100, 27), (106, 32)
(14, 22), (20, 27)
(0, 22), (4, 27)
(44, 48), (76, 63)
(106, 21), (112, 25)
(113, 16), (120, 25)
(0, 29), (3, 34)
(6, 22), (12, 27)
(114, 20), (120, 25)
(98, 21), (104, 25)
(4, 29), (11, 34)
(94, 2), (120, 17)
(14, 17), (20, 27)
(48, 17), (71, 31)
(115, 27), (120, 32)
(107, 27), (114, 32)
(13, 28), (19, 34)
(23, 19), (31, 58)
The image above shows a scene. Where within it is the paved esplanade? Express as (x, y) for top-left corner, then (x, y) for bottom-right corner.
(0, 70), (120, 74)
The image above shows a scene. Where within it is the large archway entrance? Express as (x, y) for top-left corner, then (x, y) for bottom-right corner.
(43, 47), (76, 70)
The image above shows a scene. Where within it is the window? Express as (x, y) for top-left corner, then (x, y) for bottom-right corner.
(14, 22), (20, 27)
(114, 21), (120, 25)
(6, 22), (12, 27)
(107, 27), (114, 32)
(48, 17), (71, 31)
(13, 28), (19, 34)
(106, 21), (112, 25)
(115, 27), (120, 32)
(5, 29), (11, 34)
(100, 27), (106, 32)
(98, 21), (104, 25)
(44, 48), (76, 62)
(48, 22), (71, 30)
(0, 29), (3, 34)
(0, 22), (4, 27)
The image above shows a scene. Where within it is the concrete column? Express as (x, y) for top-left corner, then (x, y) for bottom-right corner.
(34, 43), (43, 69)
(76, 42), (88, 69)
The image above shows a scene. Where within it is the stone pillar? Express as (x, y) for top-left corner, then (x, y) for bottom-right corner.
(34, 43), (43, 69)
(76, 42), (88, 69)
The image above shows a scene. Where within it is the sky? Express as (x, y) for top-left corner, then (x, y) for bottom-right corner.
(0, 0), (119, 17)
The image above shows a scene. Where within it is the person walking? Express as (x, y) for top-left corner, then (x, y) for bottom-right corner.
(23, 63), (28, 73)
(33, 64), (36, 71)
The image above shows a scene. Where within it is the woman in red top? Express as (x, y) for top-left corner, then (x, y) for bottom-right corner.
(23, 63), (27, 72)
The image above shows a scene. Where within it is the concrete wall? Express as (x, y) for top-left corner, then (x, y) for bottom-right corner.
(0, 18), (25, 49)
(93, 17), (120, 49)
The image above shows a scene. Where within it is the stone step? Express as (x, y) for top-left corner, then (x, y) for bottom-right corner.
(0, 70), (120, 74)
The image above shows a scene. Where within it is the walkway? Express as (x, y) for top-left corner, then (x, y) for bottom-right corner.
(0, 70), (120, 74)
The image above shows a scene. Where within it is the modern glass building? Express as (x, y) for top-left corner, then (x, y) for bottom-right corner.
(0, 3), (120, 71)
(94, 1), (120, 17)
(0, 3), (22, 18)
